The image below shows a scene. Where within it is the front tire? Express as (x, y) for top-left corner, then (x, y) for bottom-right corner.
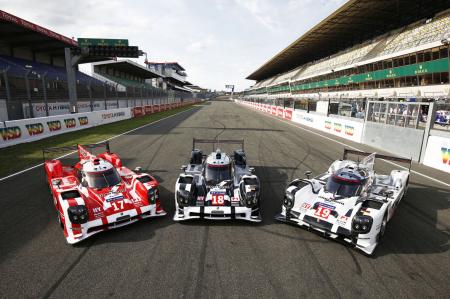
(377, 213), (388, 242)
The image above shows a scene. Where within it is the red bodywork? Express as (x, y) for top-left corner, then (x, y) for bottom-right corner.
(44, 144), (166, 244)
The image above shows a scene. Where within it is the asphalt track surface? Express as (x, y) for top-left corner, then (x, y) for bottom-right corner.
(1, 98), (449, 298)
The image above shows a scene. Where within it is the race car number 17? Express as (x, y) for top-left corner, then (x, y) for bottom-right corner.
(212, 194), (225, 206)
(314, 206), (331, 219)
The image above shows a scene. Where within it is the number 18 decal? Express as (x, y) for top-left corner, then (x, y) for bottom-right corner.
(314, 206), (331, 219)
(212, 194), (225, 206)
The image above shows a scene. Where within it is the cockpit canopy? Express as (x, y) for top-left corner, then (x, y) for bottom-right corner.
(324, 169), (366, 198)
(81, 159), (121, 189)
(205, 164), (231, 186)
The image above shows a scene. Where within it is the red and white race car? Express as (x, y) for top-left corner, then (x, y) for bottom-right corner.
(43, 141), (166, 244)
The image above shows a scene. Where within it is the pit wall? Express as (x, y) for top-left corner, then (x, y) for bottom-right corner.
(236, 100), (450, 174)
(0, 99), (200, 149)
(239, 100), (364, 143)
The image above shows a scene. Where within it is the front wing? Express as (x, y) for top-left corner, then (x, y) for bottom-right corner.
(275, 208), (378, 255)
(64, 204), (166, 244)
(174, 205), (261, 222)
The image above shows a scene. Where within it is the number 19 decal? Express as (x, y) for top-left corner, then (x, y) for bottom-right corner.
(212, 194), (225, 206)
(314, 206), (331, 219)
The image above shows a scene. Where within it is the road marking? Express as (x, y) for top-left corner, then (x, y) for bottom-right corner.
(0, 107), (198, 182)
(244, 104), (450, 188)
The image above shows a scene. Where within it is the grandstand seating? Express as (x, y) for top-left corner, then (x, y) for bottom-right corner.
(249, 11), (450, 90)
(0, 55), (103, 85)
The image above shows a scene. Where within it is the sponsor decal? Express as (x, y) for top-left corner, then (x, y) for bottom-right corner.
(317, 202), (336, 210)
(25, 123), (44, 136)
(284, 109), (292, 120)
(144, 106), (153, 114)
(303, 116), (314, 123)
(105, 193), (124, 202)
(337, 215), (348, 226)
(300, 202), (311, 212)
(325, 121), (332, 129)
(442, 147), (450, 165)
(47, 120), (61, 132)
(78, 116), (89, 126)
(103, 111), (126, 119)
(334, 123), (342, 133)
(0, 126), (22, 141)
(345, 125), (354, 136)
(64, 118), (76, 128)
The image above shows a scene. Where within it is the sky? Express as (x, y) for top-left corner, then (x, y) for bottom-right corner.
(1, 0), (347, 91)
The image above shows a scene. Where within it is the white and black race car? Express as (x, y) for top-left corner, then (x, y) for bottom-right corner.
(275, 149), (411, 255)
(173, 139), (261, 222)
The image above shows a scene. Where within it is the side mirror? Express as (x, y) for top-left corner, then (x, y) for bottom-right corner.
(181, 165), (187, 171)
(304, 170), (312, 179)
(134, 166), (142, 173)
(249, 167), (255, 174)
(81, 179), (88, 188)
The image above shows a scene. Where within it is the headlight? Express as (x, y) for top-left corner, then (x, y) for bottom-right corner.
(68, 205), (88, 224)
(352, 215), (373, 234)
(243, 192), (259, 208)
(177, 190), (191, 207)
(283, 192), (295, 209)
(147, 189), (156, 204)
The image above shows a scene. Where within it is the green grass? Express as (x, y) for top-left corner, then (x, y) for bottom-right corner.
(0, 105), (197, 178)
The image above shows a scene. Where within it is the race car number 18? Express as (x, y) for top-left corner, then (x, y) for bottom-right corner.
(212, 194), (225, 206)
(314, 206), (331, 219)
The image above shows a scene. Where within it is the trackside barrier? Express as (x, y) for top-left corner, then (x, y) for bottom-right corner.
(237, 99), (450, 173)
(0, 99), (201, 148)
(0, 108), (131, 148)
(131, 99), (199, 118)
(237, 100), (363, 143)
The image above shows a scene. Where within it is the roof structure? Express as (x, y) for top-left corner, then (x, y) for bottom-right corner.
(145, 61), (185, 71)
(93, 60), (162, 78)
(247, 0), (450, 81)
(0, 10), (77, 58)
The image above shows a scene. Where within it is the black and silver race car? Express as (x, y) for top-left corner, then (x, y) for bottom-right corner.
(173, 139), (261, 222)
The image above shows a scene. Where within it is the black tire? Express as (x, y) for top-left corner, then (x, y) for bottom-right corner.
(57, 212), (64, 229)
(377, 213), (388, 242)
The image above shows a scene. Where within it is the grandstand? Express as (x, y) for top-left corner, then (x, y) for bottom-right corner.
(0, 10), (209, 121)
(245, 0), (450, 104)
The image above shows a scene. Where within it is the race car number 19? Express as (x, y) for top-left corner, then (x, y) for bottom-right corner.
(212, 194), (225, 206)
(314, 206), (331, 219)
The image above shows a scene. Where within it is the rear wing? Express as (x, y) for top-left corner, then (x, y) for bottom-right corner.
(342, 148), (412, 171)
(42, 141), (110, 161)
(192, 138), (244, 151)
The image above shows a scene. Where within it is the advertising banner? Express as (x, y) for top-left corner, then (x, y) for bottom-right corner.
(0, 108), (131, 148)
(423, 135), (450, 173)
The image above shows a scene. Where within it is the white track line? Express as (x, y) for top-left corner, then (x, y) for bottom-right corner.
(0, 107), (197, 182)
(245, 105), (450, 188)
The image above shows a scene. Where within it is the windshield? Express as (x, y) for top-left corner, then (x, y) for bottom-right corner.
(324, 176), (362, 198)
(205, 164), (231, 185)
(84, 168), (121, 189)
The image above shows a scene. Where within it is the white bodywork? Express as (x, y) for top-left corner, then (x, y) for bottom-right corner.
(174, 148), (261, 222)
(276, 154), (410, 255)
